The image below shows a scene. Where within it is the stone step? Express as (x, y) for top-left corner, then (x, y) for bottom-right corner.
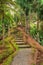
(16, 41), (25, 45)
(15, 40), (24, 42)
(36, 60), (40, 62)
(15, 38), (23, 40)
(15, 35), (22, 37)
(18, 45), (30, 48)
(16, 43), (25, 45)
(15, 34), (23, 37)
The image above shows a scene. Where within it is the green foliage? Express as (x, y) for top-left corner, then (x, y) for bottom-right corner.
(15, 0), (33, 16)
(38, 5), (43, 20)
(30, 22), (43, 46)
(0, 0), (43, 64)
(2, 55), (13, 65)
(2, 50), (18, 65)
(40, 62), (43, 65)
(39, 30), (43, 45)
(0, 40), (18, 63)
(0, 47), (14, 62)
(30, 23), (37, 38)
(0, 21), (2, 31)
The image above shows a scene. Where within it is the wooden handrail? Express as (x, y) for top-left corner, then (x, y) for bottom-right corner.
(17, 26), (43, 52)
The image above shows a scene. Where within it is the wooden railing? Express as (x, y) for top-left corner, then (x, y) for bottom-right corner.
(17, 26), (43, 65)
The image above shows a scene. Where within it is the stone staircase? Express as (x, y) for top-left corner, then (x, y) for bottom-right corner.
(11, 32), (33, 65)
(15, 34), (30, 49)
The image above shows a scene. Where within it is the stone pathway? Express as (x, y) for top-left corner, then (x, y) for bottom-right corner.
(11, 48), (33, 65)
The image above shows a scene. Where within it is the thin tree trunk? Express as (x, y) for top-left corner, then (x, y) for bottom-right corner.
(25, 15), (30, 34)
(36, 20), (40, 42)
(2, 23), (5, 44)
(2, 11), (5, 46)
(8, 26), (11, 37)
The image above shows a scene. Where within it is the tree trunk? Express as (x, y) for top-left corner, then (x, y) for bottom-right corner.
(25, 15), (30, 34)
(2, 23), (5, 44)
(36, 20), (40, 42)
(2, 11), (5, 46)
(8, 26), (11, 37)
